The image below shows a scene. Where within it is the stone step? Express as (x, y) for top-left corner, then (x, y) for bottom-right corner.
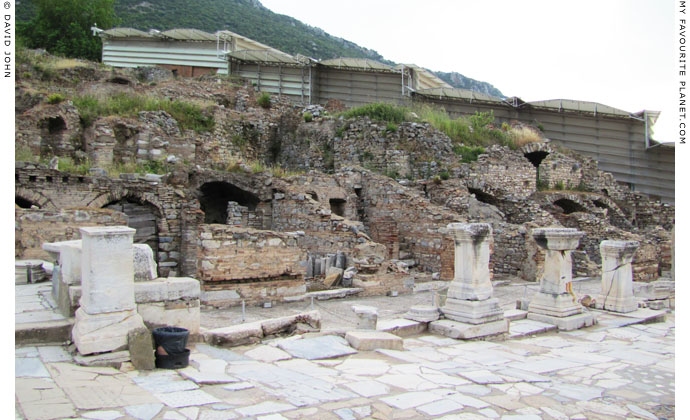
(305, 288), (363, 300)
(504, 309), (528, 321)
(15, 318), (74, 345)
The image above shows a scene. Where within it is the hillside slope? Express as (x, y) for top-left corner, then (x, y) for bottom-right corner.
(16, 0), (503, 96)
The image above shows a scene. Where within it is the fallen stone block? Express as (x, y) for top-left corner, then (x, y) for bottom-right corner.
(404, 305), (440, 322)
(324, 267), (344, 287)
(377, 318), (427, 337)
(202, 322), (264, 348)
(261, 310), (321, 337)
(345, 330), (403, 351)
(306, 288), (363, 300)
(134, 244), (158, 282)
(352, 305), (378, 329)
(128, 327), (155, 371)
(429, 319), (509, 340)
(74, 350), (131, 368)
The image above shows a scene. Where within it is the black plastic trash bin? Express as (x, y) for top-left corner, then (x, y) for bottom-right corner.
(152, 326), (190, 369)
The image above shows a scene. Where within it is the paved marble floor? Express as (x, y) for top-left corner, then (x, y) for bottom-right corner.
(16, 312), (674, 420)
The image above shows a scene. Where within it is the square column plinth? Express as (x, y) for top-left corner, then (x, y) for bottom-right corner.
(527, 228), (595, 330)
(80, 226), (136, 315)
(438, 223), (507, 338)
(597, 240), (639, 313)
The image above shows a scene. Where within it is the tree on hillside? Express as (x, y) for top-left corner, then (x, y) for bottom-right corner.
(18, 0), (118, 61)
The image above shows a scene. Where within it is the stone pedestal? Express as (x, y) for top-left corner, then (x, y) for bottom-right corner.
(72, 226), (145, 355)
(527, 228), (595, 330)
(437, 223), (507, 338)
(352, 305), (378, 329)
(597, 240), (639, 313)
(441, 224), (504, 325)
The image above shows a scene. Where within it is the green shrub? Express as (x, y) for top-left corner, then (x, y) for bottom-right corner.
(453, 145), (485, 163)
(554, 181), (565, 190)
(439, 170), (450, 180)
(432, 175), (442, 185)
(342, 103), (408, 123)
(257, 92), (271, 109)
(385, 122), (398, 132)
(46, 93), (65, 104)
(536, 179), (548, 191)
(384, 168), (400, 179)
(57, 157), (91, 175)
(303, 112), (313, 122)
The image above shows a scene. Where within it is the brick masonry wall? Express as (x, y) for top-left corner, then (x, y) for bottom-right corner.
(15, 208), (128, 260)
(197, 224), (305, 283)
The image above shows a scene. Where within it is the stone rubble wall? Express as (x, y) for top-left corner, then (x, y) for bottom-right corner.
(538, 152), (583, 189)
(15, 101), (83, 159)
(15, 163), (187, 277)
(15, 208), (127, 261)
(197, 225), (306, 282)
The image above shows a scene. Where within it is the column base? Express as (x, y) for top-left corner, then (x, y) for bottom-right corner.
(72, 308), (145, 356)
(441, 297), (504, 324)
(404, 305), (440, 322)
(430, 319), (509, 340)
(596, 295), (638, 313)
(528, 292), (583, 318)
(526, 311), (596, 331)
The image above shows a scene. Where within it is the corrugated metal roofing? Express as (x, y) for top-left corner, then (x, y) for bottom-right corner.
(102, 28), (153, 38)
(416, 87), (504, 103)
(395, 64), (451, 90)
(319, 58), (395, 72)
(528, 99), (631, 117)
(227, 49), (301, 64)
(159, 29), (217, 41)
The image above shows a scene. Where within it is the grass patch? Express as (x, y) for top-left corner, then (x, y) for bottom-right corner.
(46, 93), (65, 104)
(303, 112), (313, 122)
(509, 126), (542, 148)
(72, 93), (214, 132)
(15, 145), (37, 162)
(453, 145), (485, 163)
(341, 103), (408, 123)
(57, 157), (92, 175)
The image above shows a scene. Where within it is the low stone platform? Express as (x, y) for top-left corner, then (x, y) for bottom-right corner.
(376, 318), (427, 337)
(527, 311), (597, 331)
(345, 331), (403, 351)
(429, 319), (509, 340)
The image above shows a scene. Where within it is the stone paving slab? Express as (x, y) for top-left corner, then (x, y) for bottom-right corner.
(277, 335), (357, 360)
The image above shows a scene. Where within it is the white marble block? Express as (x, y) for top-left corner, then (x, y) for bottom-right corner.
(79, 226), (136, 315)
(352, 305), (378, 329)
(72, 307), (146, 355)
(597, 240), (639, 313)
(134, 244), (158, 282)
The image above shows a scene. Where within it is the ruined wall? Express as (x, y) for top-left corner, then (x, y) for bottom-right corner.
(456, 145), (536, 201)
(15, 208), (128, 260)
(15, 164), (187, 277)
(197, 225), (305, 282)
(15, 102), (83, 159)
(538, 152), (583, 189)
(84, 111), (196, 167)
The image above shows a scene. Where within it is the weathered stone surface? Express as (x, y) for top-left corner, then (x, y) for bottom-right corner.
(526, 311), (596, 331)
(345, 330), (403, 351)
(377, 318), (427, 336)
(202, 322), (263, 348)
(260, 310), (321, 336)
(74, 350), (131, 368)
(277, 335), (357, 360)
(324, 267), (344, 287)
(445, 223), (494, 301)
(79, 226), (137, 314)
(128, 327), (155, 371)
(73, 308), (146, 355)
(404, 305), (439, 322)
(352, 305), (378, 329)
(597, 240), (639, 313)
(134, 244), (158, 282)
(429, 319), (509, 340)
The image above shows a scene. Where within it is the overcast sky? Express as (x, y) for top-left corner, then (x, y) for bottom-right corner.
(260, 0), (676, 141)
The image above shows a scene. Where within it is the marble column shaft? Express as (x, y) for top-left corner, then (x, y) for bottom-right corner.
(598, 240), (639, 313)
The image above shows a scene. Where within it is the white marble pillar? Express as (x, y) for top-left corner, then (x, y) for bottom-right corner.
(72, 226), (145, 355)
(527, 228), (596, 330)
(528, 228), (584, 318)
(597, 240), (639, 313)
(441, 223), (503, 324)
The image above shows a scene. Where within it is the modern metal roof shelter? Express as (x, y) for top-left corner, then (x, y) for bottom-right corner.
(95, 27), (674, 203)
